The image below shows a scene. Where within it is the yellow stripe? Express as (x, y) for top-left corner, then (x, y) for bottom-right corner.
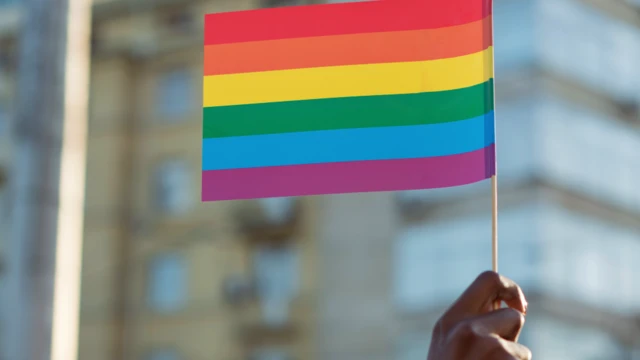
(203, 47), (493, 107)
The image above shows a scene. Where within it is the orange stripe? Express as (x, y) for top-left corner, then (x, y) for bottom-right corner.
(204, 16), (492, 76)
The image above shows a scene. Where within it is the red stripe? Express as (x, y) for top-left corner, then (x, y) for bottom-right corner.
(201, 145), (495, 201)
(204, 16), (492, 75)
(204, 0), (492, 45)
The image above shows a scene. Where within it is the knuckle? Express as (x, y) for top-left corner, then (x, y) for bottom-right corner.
(485, 336), (504, 350)
(505, 308), (526, 328)
(485, 335), (531, 360)
(477, 270), (502, 287)
(451, 321), (477, 341)
(485, 341), (511, 359)
(487, 349), (513, 360)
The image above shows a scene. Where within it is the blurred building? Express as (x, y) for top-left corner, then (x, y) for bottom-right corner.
(0, 0), (19, 243)
(83, 0), (640, 359)
(83, 1), (324, 360)
(0, 0), (639, 360)
(395, 0), (640, 358)
(0, 1), (19, 355)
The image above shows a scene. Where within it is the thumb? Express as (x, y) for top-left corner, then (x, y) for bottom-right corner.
(469, 308), (526, 342)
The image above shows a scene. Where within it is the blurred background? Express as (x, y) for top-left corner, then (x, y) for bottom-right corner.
(1, 0), (640, 359)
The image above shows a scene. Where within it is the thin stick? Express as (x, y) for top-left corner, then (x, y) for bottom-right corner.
(489, 0), (499, 310)
(492, 175), (498, 273)
(491, 175), (499, 310)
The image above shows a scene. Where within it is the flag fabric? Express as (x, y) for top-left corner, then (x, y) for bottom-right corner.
(202, 0), (495, 201)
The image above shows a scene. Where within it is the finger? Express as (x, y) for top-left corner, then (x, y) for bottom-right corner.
(481, 336), (532, 360)
(452, 271), (528, 316)
(501, 339), (532, 360)
(470, 308), (526, 342)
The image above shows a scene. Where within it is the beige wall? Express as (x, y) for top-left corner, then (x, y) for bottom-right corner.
(81, 2), (320, 360)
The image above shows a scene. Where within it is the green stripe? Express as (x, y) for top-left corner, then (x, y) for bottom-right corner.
(203, 80), (494, 139)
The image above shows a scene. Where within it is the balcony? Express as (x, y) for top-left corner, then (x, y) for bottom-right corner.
(235, 297), (303, 347)
(397, 94), (640, 219)
(395, 199), (640, 316)
(247, 348), (294, 360)
(235, 198), (301, 242)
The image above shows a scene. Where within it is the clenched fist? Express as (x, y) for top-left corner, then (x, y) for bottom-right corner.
(427, 271), (532, 360)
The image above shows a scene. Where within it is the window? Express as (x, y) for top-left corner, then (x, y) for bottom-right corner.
(395, 205), (539, 311)
(533, 98), (640, 213)
(147, 349), (179, 360)
(537, 0), (640, 101)
(618, 233), (637, 312)
(154, 159), (192, 216)
(538, 205), (640, 313)
(147, 252), (187, 313)
(262, 0), (305, 7)
(493, 0), (534, 70)
(250, 348), (290, 360)
(395, 217), (491, 310)
(258, 197), (295, 223)
(526, 316), (627, 360)
(394, 227), (439, 311)
(495, 100), (536, 181)
(160, 9), (194, 34)
(539, 209), (574, 299)
(397, 100), (538, 204)
(253, 246), (299, 326)
(397, 181), (487, 204)
(156, 68), (192, 120)
(617, 132), (637, 210)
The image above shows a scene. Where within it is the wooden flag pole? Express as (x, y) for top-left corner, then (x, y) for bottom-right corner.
(492, 174), (498, 273)
(489, 0), (499, 310)
(492, 174), (500, 310)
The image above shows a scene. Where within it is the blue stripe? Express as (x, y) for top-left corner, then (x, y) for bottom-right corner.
(202, 112), (495, 171)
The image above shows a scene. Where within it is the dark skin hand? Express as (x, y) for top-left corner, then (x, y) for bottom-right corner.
(427, 271), (532, 360)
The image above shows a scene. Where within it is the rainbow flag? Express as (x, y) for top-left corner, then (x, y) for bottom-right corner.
(202, 0), (495, 201)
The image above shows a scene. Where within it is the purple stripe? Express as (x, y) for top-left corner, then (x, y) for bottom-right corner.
(201, 144), (495, 201)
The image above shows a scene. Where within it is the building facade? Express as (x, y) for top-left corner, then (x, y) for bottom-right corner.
(0, 0), (639, 359)
(0, 4), (20, 358)
(83, 1), (321, 360)
(393, 0), (640, 358)
(83, 0), (640, 359)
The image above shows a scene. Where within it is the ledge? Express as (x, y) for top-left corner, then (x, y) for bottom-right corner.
(235, 200), (302, 242)
(93, 0), (203, 21)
